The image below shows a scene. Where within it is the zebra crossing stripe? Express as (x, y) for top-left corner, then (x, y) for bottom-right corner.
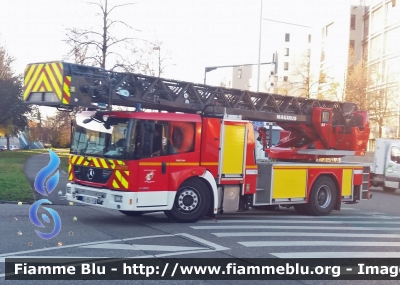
(199, 219), (400, 225)
(212, 232), (400, 238)
(239, 241), (400, 247)
(191, 225), (400, 231)
(271, 252), (400, 258)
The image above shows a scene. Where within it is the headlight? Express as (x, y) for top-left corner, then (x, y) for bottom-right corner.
(114, 195), (123, 203)
(66, 186), (71, 194)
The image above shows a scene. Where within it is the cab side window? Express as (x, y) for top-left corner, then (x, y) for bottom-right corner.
(390, 146), (400, 164)
(168, 122), (195, 154)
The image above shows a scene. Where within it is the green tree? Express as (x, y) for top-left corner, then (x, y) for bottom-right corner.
(0, 44), (31, 148)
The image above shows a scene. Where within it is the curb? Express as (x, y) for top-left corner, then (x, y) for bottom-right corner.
(0, 200), (34, 205)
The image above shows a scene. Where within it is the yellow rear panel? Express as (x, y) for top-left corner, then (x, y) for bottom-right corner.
(342, 169), (353, 196)
(222, 125), (245, 175)
(272, 169), (307, 199)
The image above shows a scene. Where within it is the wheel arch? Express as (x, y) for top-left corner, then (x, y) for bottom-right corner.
(199, 170), (218, 215)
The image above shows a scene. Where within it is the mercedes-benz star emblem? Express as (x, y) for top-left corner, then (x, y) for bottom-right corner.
(87, 168), (95, 180)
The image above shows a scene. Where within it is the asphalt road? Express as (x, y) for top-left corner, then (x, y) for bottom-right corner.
(1, 154), (400, 284)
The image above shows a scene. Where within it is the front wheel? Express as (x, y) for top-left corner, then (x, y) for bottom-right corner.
(305, 176), (337, 216)
(164, 178), (210, 223)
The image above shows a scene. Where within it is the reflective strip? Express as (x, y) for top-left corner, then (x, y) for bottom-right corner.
(92, 158), (100, 168)
(62, 76), (71, 104)
(99, 159), (109, 168)
(115, 170), (128, 188)
(354, 170), (363, 174)
(246, 170), (258, 175)
(23, 62), (63, 101)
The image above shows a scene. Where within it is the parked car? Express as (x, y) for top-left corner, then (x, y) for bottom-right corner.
(9, 145), (20, 151)
(0, 145), (7, 151)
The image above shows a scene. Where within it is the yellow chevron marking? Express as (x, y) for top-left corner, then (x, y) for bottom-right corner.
(72, 156), (78, 164)
(24, 64), (44, 99)
(44, 64), (62, 100)
(92, 158), (100, 168)
(115, 170), (128, 188)
(112, 180), (119, 188)
(77, 156), (84, 165)
(99, 159), (108, 168)
(109, 160), (116, 169)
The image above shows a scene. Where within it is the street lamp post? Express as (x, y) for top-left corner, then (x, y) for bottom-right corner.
(153, 46), (161, 77)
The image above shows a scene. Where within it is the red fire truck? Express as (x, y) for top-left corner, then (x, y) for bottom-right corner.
(23, 61), (371, 222)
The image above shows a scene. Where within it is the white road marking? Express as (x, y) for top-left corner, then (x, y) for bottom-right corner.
(175, 233), (229, 251)
(198, 219), (400, 225)
(0, 235), (173, 259)
(239, 241), (400, 247)
(212, 232), (400, 238)
(271, 252), (400, 258)
(81, 243), (206, 251)
(204, 215), (396, 220)
(191, 225), (400, 231)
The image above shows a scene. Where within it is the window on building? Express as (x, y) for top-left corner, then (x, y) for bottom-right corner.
(284, 62), (289, 70)
(349, 40), (355, 52)
(285, 33), (290, 42)
(283, 76), (288, 82)
(320, 50), (325, 62)
(308, 34), (311, 43)
(392, 0), (396, 7)
(284, 48), (289, 56)
(237, 69), (242, 79)
(351, 15), (356, 30)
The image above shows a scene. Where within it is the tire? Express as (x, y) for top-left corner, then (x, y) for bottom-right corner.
(164, 178), (210, 223)
(383, 186), (397, 193)
(294, 204), (309, 215)
(305, 176), (337, 216)
(119, 210), (145, 216)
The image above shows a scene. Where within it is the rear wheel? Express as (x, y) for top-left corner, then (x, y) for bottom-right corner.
(305, 176), (337, 216)
(383, 186), (397, 193)
(164, 178), (210, 223)
(119, 211), (145, 216)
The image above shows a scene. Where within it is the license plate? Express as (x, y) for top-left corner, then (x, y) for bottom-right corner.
(82, 196), (97, 204)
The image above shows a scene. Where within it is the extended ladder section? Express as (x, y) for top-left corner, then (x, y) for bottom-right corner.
(23, 61), (370, 158)
(24, 61), (355, 122)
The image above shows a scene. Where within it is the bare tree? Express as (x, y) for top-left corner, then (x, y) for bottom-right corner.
(287, 51), (339, 99)
(345, 49), (400, 138)
(122, 40), (173, 77)
(64, 0), (142, 70)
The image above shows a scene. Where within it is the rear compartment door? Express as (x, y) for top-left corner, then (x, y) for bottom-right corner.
(384, 143), (400, 189)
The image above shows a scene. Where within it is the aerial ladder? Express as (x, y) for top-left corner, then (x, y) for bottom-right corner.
(23, 61), (371, 222)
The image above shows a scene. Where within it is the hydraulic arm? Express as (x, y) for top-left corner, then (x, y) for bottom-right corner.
(23, 61), (370, 160)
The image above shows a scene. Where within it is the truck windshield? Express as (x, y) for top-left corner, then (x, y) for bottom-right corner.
(70, 116), (133, 159)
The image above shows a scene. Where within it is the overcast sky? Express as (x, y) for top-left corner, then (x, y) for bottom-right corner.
(0, 0), (351, 84)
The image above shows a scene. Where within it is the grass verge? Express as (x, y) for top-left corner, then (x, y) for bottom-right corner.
(0, 149), (70, 202)
(0, 150), (45, 202)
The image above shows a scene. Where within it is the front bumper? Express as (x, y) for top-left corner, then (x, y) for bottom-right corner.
(66, 183), (172, 211)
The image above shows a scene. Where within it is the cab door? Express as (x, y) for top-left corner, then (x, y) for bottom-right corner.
(135, 120), (170, 207)
(384, 143), (400, 189)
